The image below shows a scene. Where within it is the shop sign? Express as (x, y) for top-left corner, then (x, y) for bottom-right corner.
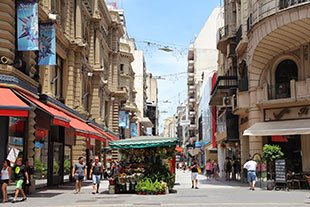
(264, 106), (310, 121)
(17, 0), (39, 51)
(38, 23), (56, 65)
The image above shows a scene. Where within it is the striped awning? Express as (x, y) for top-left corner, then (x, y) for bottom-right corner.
(109, 136), (178, 149)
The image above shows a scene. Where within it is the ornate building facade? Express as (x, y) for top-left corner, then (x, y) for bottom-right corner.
(211, 0), (310, 175)
(0, 0), (135, 189)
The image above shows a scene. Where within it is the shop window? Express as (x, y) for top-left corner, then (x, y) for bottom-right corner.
(33, 128), (49, 185)
(63, 146), (72, 182)
(275, 60), (298, 99)
(82, 68), (91, 112)
(51, 56), (64, 101)
(8, 117), (26, 159)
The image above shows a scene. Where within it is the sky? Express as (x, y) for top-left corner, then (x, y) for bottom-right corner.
(120, 0), (221, 133)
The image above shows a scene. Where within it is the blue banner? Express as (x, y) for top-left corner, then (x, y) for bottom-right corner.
(17, 1), (39, 51)
(119, 111), (129, 128)
(130, 123), (138, 137)
(38, 24), (56, 65)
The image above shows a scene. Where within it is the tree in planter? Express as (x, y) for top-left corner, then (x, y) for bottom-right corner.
(262, 144), (284, 180)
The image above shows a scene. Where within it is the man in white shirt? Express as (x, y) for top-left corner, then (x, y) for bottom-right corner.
(243, 159), (257, 191)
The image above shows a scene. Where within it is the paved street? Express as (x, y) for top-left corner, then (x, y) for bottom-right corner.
(3, 170), (309, 207)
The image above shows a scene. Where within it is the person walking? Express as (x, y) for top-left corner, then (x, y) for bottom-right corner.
(89, 156), (103, 194)
(212, 161), (220, 181)
(243, 158), (257, 191)
(190, 160), (199, 189)
(12, 158), (29, 203)
(0, 160), (11, 203)
(224, 157), (232, 181)
(72, 157), (87, 194)
(24, 159), (33, 195)
(205, 159), (212, 181)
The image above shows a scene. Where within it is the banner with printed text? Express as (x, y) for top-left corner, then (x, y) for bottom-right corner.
(119, 111), (129, 128)
(38, 23), (56, 65)
(17, 1), (39, 51)
(130, 123), (138, 137)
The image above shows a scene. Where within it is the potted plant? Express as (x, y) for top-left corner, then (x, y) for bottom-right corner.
(262, 144), (284, 190)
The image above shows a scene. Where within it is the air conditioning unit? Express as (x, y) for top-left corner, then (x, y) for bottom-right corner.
(223, 96), (232, 107)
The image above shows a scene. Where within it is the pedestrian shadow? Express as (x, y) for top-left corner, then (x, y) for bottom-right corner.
(199, 178), (248, 188)
(29, 192), (62, 198)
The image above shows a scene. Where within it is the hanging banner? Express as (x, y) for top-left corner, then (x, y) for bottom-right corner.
(17, 1), (39, 51)
(38, 23), (56, 65)
(130, 123), (138, 137)
(119, 111), (129, 128)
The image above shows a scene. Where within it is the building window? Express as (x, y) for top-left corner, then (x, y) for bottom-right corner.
(33, 128), (49, 184)
(275, 60), (298, 99)
(82, 67), (91, 112)
(51, 56), (63, 101)
(8, 117), (26, 158)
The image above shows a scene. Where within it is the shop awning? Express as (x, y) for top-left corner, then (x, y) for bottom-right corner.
(109, 136), (178, 149)
(0, 88), (30, 117)
(88, 122), (119, 141)
(17, 92), (70, 128)
(64, 114), (106, 142)
(243, 119), (310, 136)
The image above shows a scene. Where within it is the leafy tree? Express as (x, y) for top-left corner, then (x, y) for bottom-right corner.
(262, 144), (284, 179)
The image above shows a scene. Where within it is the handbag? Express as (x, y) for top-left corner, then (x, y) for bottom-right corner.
(197, 167), (201, 174)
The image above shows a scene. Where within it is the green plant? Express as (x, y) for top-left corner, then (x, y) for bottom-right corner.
(262, 144), (284, 179)
(64, 159), (71, 174)
(53, 161), (60, 175)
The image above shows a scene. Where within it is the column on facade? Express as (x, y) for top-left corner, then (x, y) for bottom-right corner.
(247, 104), (263, 157)
(0, 0), (15, 62)
(72, 136), (86, 163)
(65, 50), (75, 107)
(90, 73), (101, 121)
(27, 110), (36, 191)
(39, 65), (52, 95)
(74, 52), (82, 109)
(75, 0), (82, 40)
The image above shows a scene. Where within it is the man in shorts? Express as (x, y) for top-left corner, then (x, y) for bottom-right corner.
(243, 158), (257, 191)
(12, 158), (29, 203)
(72, 157), (87, 194)
(89, 156), (103, 194)
(190, 161), (199, 189)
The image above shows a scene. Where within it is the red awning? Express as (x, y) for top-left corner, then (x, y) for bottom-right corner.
(50, 109), (106, 142)
(89, 123), (113, 142)
(0, 88), (30, 117)
(18, 92), (70, 128)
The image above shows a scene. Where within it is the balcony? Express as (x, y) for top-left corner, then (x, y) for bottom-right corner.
(248, 0), (310, 33)
(216, 109), (239, 142)
(209, 76), (238, 106)
(114, 86), (129, 100)
(257, 79), (310, 108)
(279, 0), (310, 10)
(189, 98), (196, 103)
(188, 61), (194, 72)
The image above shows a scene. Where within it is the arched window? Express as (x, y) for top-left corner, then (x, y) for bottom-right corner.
(275, 60), (298, 99)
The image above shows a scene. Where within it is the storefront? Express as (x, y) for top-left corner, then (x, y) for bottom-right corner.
(244, 105), (310, 174)
(0, 88), (30, 166)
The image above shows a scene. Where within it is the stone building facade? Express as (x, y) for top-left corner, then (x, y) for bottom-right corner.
(211, 0), (310, 175)
(0, 0), (134, 188)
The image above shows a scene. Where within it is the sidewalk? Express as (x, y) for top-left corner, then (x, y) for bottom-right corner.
(2, 170), (309, 206)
